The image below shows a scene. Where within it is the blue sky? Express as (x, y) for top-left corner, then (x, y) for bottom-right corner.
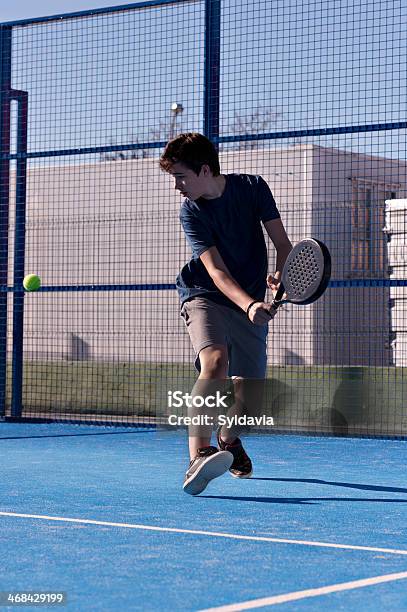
(0, 1), (127, 23)
(2, 0), (407, 162)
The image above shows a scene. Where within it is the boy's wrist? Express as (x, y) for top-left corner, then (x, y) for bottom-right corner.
(242, 298), (254, 310)
(245, 300), (260, 318)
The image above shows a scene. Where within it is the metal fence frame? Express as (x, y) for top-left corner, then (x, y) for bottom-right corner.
(0, 0), (406, 425)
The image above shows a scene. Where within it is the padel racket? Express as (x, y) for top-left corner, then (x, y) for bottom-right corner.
(270, 238), (331, 312)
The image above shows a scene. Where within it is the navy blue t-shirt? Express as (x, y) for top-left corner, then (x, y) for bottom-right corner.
(176, 174), (280, 311)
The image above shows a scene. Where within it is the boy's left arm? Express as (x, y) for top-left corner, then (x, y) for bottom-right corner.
(263, 218), (293, 292)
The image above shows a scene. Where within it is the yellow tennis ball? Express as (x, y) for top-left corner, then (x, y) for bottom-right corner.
(23, 274), (41, 292)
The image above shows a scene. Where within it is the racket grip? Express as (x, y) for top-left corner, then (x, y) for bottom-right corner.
(269, 301), (280, 314)
(269, 281), (285, 314)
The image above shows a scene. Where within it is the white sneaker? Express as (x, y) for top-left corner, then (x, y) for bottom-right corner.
(183, 446), (233, 496)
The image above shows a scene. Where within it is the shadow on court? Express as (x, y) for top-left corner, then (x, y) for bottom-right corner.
(250, 477), (407, 494)
(200, 495), (407, 504)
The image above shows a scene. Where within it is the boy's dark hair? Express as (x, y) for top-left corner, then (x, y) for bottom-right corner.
(159, 132), (220, 176)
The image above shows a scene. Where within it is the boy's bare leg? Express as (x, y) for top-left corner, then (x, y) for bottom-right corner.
(219, 376), (265, 443)
(188, 344), (228, 459)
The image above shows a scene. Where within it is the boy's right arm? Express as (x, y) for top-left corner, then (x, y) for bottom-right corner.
(200, 246), (275, 325)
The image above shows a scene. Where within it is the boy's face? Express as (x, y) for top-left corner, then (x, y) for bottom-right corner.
(169, 162), (212, 201)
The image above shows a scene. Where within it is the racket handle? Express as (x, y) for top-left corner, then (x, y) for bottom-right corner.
(269, 281), (285, 314)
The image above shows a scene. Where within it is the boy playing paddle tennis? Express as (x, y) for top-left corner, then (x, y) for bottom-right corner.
(160, 133), (292, 495)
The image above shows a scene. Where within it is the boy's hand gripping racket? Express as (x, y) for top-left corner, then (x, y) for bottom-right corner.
(270, 238), (331, 313)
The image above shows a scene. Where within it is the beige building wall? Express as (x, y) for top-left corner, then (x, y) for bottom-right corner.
(7, 145), (407, 366)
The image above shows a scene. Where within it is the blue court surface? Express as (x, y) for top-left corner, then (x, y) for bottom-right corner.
(0, 423), (406, 611)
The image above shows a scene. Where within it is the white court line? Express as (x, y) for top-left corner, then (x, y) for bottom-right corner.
(0, 511), (407, 557)
(197, 571), (407, 611)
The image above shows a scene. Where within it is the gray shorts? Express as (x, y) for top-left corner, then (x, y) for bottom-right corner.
(180, 297), (268, 378)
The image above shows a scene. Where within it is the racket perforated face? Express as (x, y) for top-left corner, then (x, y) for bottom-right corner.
(281, 239), (330, 304)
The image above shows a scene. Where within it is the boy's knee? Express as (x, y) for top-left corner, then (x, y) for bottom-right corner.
(199, 346), (228, 378)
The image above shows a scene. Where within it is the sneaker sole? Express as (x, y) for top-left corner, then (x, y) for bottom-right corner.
(183, 451), (234, 496)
